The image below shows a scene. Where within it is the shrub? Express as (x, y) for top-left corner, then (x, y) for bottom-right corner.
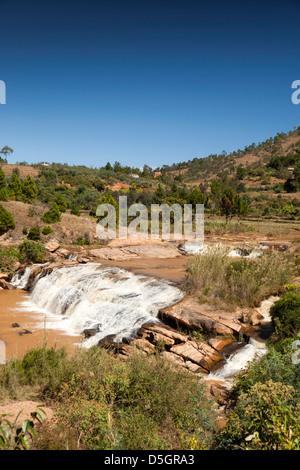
(42, 226), (52, 235)
(75, 235), (90, 246)
(41, 202), (61, 224)
(0, 188), (8, 201)
(70, 205), (80, 216)
(270, 293), (300, 341)
(0, 347), (217, 450)
(55, 194), (67, 213)
(22, 176), (38, 203)
(0, 203), (16, 234)
(0, 246), (20, 273)
(19, 239), (45, 263)
(27, 226), (41, 241)
(22, 227), (28, 235)
(215, 380), (300, 450)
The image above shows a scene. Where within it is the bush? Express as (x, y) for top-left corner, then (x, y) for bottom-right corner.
(21, 176), (38, 203)
(271, 293), (300, 341)
(70, 205), (80, 216)
(0, 246), (20, 273)
(215, 380), (300, 450)
(0, 188), (8, 201)
(0, 347), (217, 450)
(42, 226), (52, 235)
(22, 227), (28, 235)
(41, 202), (61, 224)
(0, 203), (16, 234)
(75, 235), (90, 246)
(27, 226), (41, 241)
(19, 239), (45, 263)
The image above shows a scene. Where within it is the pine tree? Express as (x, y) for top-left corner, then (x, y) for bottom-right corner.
(22, 176), (38, 202)
(41, 202), (61, 223)
(0, 203), (16, 234)
(0, 167), (8, 201)
(8, 173), (22, 200)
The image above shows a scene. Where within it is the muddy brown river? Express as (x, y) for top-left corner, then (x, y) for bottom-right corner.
(0, 289), (81, 359)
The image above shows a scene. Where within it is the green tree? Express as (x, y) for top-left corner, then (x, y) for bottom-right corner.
(22, 176), (38, 203)
(219, 187), (238, 223)
(8, 173), (22, 200)
(41, 202), (61, 224)
(28, 226), (41, 241)
(0, 146), (13, 162)
(0, 167), (7, 201)
(55, 194), (67, 213)
(0, 204), (16, 234)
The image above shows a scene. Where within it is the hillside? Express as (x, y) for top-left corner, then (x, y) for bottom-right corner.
(0, 126), (300, 248)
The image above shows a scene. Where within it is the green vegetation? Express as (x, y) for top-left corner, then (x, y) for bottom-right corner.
(186, 247), (295, 308)
(0, 246), (20, 273)
(0, 407), (45, 450)
(27, 226), (41, 241)
(0, 347), (217, 450)
(270, 292), (300, 344)
(214, 289), (300, 450)
(19, 239), (45, 263)
(41, 202), (61, 224)
(0, 203), (15, 235)
(21, 176), (38, 203)
(42, 225), (52, 235)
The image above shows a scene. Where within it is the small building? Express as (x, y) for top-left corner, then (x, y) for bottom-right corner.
(131, 173), (139, 178)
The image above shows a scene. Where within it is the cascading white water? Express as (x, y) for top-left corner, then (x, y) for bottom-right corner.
(11, 266), (33, 289)
(208, 338), (268, 388)
(11, 263), (184, 347)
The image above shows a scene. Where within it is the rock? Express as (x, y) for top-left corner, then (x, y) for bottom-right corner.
(170, 341), (222, 371)
(208, 383), (230, 405)
(11, 323), (20, 328)
(159, 298), (246, 337)
(19, 329), (32, 336)
(56, 248), (70, 259)
(45, 240), (60, 253)
(83, 326), (100, 338)
(0, 273), (9, 280)
(240, 308), (264, 326)
(208, 337), (235, 351)
(13, 261), (21, 271)
(98, 334), (117, 348)
(0, 279), (16, 290)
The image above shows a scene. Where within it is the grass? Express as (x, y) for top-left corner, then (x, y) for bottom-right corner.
(0, 345), (217, 450)
(186, 245), (296, 308)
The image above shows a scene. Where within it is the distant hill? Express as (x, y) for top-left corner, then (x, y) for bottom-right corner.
(164, 126), (300, 185)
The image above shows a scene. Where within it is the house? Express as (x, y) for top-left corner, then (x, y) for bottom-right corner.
(131, 173), (139, 178)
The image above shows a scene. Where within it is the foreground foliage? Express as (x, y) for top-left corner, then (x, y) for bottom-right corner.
(0, 346), (217, 450)
(214, 292), (300, 450)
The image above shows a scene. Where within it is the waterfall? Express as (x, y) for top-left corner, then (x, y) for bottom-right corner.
(208, 337), (268, 388)
(11, 266), (34, 289)
(11, 263), (184, 347)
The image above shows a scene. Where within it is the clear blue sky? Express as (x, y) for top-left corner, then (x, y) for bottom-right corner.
(0, 0), (299, 169)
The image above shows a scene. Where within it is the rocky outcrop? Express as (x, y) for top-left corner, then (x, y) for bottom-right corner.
(159, 297), (247, 338)
(90, 243), (182, 261)
(102, 321), (230, 376)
